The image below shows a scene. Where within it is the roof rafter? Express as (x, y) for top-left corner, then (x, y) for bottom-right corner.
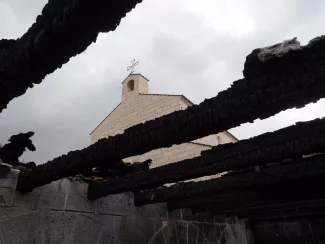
(88, 117), (325, 199)
(133, 154), (325, 205)
(0, 0), (142, 113)
(18, 35), (325, 193)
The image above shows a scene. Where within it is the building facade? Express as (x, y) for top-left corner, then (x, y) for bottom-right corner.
(90, 74), (238, 171)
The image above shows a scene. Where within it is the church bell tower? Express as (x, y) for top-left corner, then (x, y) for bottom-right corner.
(122, 74), (149, 101)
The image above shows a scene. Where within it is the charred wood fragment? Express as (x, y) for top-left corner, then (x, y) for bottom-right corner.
(209, 199), (325, 220)
(0, 132), (36, 171)
(167, 190), (261, 211)
(84, 159), (152, 178)
(133, 154), (325, 205)
(87, 117), (325, 199)
(0, 0), (143, 113)
(243, 37), (302, 79)
(18, 35), (325, 192)
(183, 181), (325, 216)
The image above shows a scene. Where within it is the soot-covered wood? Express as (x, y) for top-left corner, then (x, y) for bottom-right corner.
(18, 35), (325, 192)
(209, 198), (325, 220)
(133, 154), (325, 205)
(168, 181), (325, 217)
(83, 159), (152, 178)
(88, 117), (325, 199)
(0, 132), (36, 171)
(0, 0), (142, 113)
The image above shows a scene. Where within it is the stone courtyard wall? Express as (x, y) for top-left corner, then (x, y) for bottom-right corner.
(0, 167), (250, 244)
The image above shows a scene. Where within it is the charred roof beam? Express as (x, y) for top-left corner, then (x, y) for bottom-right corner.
(133, 154), (325, 205)
(88, 117), (325, 199)
(0, 0), (143, 113)
(18, 35), (325, 192)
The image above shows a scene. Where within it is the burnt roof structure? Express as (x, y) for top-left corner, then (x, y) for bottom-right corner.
(0, 132), (36, 164)
(133, 154), (325, 205)
(2, 0), (325, 220)
(87, 117), (325, 198)
(0, 0), (142, 113)
(17, 35), (325, 193)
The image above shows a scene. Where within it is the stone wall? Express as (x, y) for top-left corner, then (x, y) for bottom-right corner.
(90, 74), (236, 170)
(0, 167), (250, 244)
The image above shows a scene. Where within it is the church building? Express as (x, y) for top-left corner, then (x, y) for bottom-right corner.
(90, 74), (238, 170)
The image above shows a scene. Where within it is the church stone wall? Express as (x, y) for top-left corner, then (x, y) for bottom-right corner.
(0, 167), (250, 244)
(90, 93), (234, 170)
(90, 94), (181, 144)
(90, 74), (237, 174)
(90, 93), (212, 169)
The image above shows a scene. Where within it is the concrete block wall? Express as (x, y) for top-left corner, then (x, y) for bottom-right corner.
(0, 167), (250, 244)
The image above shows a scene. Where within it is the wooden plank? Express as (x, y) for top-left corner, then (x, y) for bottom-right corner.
(133, 154), (325, 205)
(18, 35), (325, 192)
(88, 117), (325, 199)
(0, 0), (143, 112)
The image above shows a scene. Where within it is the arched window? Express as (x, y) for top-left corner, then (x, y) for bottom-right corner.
(127, 80), (135, 91)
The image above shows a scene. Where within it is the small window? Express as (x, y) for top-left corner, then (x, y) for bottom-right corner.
(217, 136), (221, 145)
(127, 80), (135, 91)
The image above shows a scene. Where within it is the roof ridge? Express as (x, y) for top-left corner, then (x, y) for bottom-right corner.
(139, 93), (193, 105)
(121, 73), (149, 84)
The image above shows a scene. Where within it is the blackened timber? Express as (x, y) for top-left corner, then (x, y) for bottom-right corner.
(243, 37), (302, 80)
(0, 0), (142, 113)
(170, 184), (325, 219)
(88, 159), (152, 178)
(0, 132), (36, 164)
(209, 199), (325, 220)
(133, 154), (325, 205)
(18, 35), (325, 192)
(186, 181), (325, 215)
(88, 118), (325, 199)
(167, 190), (261, 211)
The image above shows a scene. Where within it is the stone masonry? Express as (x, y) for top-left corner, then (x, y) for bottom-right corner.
(90, 74), (237, 171)
(0, 167), (251, 244)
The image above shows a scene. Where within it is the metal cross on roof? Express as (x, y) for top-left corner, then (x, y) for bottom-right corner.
(127, 59), (139, 74)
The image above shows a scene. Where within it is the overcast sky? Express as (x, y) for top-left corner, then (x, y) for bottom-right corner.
(1, 0), (325, 164)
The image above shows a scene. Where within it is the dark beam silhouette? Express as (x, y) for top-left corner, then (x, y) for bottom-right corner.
(18, 35), (325, 192)
(0, 0), (142, 113)
(133, 154), (325, 205)
(88, 117), (325, 199)
(209, 199), (325, 220)
(0, 132), (35, 164)
(168, 182), (325, 216)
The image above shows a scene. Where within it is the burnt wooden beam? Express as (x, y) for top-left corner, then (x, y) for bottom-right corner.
(167, 190), (262, 211)
(209, 199), (325, 220)
(133, 154), (325, 205)
(185, 180), (325, 215)
(0, 132), (35, 164)
(87, 159), (152, 178)
(18, 35), (325, 192)
(0, 0), (143, 113)
(88, 117), (325, 199)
